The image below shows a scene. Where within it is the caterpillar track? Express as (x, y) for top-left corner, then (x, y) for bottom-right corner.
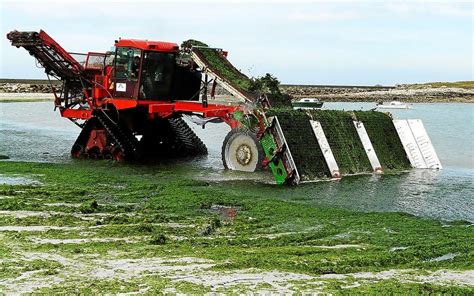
(71, 111), (141, 161)
(140, 117), (207, 158)
(168, 117), (207, 156)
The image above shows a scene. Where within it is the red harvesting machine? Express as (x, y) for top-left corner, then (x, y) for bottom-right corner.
(7, 30), (443, 185)
(6, 30), (244, 162)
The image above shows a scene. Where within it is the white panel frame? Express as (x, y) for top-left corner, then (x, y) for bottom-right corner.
(353, 121), (383, 173)
(393, 119), (442, 169)
(407, 119), (442, 169)
(309, 120), (341, 178)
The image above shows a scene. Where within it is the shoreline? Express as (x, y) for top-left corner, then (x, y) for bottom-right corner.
(1, 80), (473, 103)
(0, 92), (472, 104)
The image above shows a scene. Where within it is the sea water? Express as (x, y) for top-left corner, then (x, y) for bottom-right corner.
(0, 101), (473, 221)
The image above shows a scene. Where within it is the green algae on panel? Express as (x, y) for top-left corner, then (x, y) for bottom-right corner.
(265, 109), (411, 180)
(267, 109), (330, 181)
(354, 111), (411, 170)
(307, 110), (372, 175)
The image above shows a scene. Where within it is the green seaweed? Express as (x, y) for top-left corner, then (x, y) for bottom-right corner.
(0, 161), (473, 293)
(181, 40), (292, 108)
(182, 40), (253, 95)
(354, 111), (411, 170)
(308, 110), (372, 174)
(268, 109), (330, 180)
(266, 109), (373, 179)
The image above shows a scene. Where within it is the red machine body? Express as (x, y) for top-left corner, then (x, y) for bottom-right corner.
(7, 30), (242, 160)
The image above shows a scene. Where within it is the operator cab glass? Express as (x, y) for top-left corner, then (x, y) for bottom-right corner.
(139, 51), (175, 100)
(113, 47), (142, 98)
(112, 43), (201, 102)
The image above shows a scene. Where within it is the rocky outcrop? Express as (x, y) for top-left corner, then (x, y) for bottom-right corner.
(281, 85), (474, 103)
(0, 82), (58, 93)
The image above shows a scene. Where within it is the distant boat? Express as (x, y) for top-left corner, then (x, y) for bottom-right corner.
(375, 101), (412, 109)
(292, 98), (324, 110)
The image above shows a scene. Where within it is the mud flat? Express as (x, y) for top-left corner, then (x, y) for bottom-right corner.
(0, 160), (472, 293)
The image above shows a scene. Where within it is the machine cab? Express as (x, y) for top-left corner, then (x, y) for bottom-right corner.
(112, 39), (201, 102)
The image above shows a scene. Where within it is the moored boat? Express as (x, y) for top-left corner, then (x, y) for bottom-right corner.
(375, 101), (412, 109)
(292, 98), (324, 110)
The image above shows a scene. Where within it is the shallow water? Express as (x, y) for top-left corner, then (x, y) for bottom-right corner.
(0, 174), (41, 185)
(0, 101), (473, 221)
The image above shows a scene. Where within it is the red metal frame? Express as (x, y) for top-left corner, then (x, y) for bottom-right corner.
(115, 39), (179, 52)
(60, 99), (241, 128)
(148, 101), (241, 127)
(60, 108), (93, 120)
(9, 29), (242, 129)
(38, 30), (84, 74)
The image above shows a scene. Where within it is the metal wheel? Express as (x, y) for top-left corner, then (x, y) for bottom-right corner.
(222, 128), (263, 172)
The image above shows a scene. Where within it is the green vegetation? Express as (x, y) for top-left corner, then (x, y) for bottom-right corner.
(182, 40), (253, 95)
(265, 109), (408, 181)
(354, 111), (411, 170)
(269, 109), (330, 180)
(0, 161), (472, 293)
(182, 40), (292, 107)
(309, 110), (372, 174)
(409, 81), (474, 89)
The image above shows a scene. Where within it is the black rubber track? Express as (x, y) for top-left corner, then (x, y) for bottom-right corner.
(95, 111), (142, 160)
(168, 117), (208, 156)
(140, 116), (207, 158)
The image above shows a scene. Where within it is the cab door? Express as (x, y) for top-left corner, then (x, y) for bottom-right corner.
(113, 47), (142, 99)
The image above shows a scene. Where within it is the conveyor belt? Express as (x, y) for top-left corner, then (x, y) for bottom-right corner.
(190, 47), (255, 103)
(7, 30), (84, 80)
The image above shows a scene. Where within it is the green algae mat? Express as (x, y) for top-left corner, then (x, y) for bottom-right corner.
(265, 109), (411, 182)
(0, 161), (472, 293)
(354, 111), (411, 170)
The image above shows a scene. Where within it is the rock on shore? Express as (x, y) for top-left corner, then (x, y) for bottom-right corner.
(281, 85), (474, 103)
(0, 82), (58, 93)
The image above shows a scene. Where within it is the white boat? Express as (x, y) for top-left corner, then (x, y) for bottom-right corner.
(292, 98), (324, 110)
(375, 101), (412, 109)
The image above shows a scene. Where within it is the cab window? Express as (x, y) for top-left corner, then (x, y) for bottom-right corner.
(115, 47), (142, 81)
(140, 51), (175, 99)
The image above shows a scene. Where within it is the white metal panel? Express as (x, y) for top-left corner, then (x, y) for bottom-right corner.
(407, 119), (442, 169)
(353, 121), (383, 173)
(393, 119), (428, 168)
(309, 120), (341, 178)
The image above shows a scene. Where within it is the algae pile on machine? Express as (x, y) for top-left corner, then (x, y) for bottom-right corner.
(7, 30), (442, 185)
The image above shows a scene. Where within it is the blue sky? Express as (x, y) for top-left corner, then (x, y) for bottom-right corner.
(0, 0), (472, 85)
